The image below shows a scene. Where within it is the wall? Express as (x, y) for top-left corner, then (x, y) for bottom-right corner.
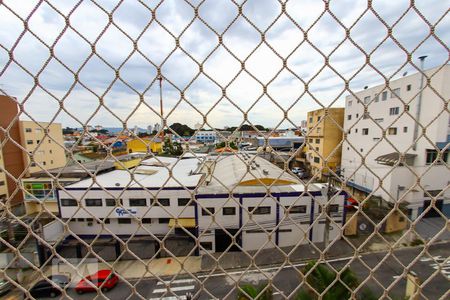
(0, 152), (8, 201)
(18, 120), (67, 174)
(0, 95), (25, 207)
(126, 139), (162, 154)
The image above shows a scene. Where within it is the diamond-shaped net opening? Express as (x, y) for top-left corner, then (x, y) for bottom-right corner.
(0, 0), (449, 299)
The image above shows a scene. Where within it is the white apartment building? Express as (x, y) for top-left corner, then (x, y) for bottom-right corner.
(194, 131), (217, 143)
(57, 155), (346, 255)
(341, 65), (450, 219)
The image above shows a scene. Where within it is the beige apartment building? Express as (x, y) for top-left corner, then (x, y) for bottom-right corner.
(18, 120), (67, 174)
(303, 108), (345, 179)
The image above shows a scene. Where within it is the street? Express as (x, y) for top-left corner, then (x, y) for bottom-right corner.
(5, 242), (449, 300)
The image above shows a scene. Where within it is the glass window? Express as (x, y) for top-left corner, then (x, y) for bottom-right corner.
(374, 94), (379, 102)
(223, 207), (236, 215)
(426, 149), (448, 164)
(347, 115), (351, 120)
(61, 199), (77, 206)
(389, 107), (399, 115)
(106, 198), (122, 206)
(375, 118), (383, 123)
(200, 242), (213, 250)
(248, 206), (271, 215)
(118, 218), (131, 224)
(178, 198), (193, 206)
(156, 198), (170, 206)
(159, 218), (170, 224)
(27, 140), (33, 145)
(142, 218), (152, 224)
(285, 205), (307, 214)
(407, 84), (412, 91)
(202, 207), (215, 215)
(315, 139), (320, 144)
(25, 128), (32, 133)
(382, 91), (388, 100)
(388, 127), (397, 135)
(314, 157), (320, 163)
(363, 96), (370, 104)
(0, 181), (4, 186)
(129, 198), (146, 206)
(403, 126), (408, 133)
(85, 198), (102, 206)
(362, 128), (369, 135)
(348, 100), (352, 107)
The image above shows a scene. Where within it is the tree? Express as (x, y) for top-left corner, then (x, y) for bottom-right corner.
(162, 137), (183, 156)
(63, 127), (75, 134)
(169, 123), (195, 136)
(215, 141), (238, 150)
(238, 283), (273, 300)
(295, 261), (359, 300)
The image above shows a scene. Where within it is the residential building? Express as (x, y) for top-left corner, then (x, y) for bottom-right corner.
(0, 151), (8, 202)
(194, 131), (217, 143)
(256, 136), (304, 151)
(56, 154), (346, 257)
(303, 108), (345, 178)
(126, 138), (162, 154)
(0, 95), (26, 210)
(18, 120), (67, 174)
(341, 65), (450, 219)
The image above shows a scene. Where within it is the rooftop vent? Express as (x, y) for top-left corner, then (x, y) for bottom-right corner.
(251, 166), (256, 170)
(255, 163), (260, 167)
(263, 169), (269, 175)
(115, 183), (120, 187)
(364, 85), (368, 89)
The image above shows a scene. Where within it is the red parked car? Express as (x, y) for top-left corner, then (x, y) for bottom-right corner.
(75, 270), (118, 294)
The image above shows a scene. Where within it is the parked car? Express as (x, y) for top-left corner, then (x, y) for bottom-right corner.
(0, 279), (13, 296)
(291, 167), (302, 174)
(75, 270), (118, 294)
(29, 275), (70, 298)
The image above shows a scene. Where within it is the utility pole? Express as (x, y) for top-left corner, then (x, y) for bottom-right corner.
(412, 55), (427, 150)
(158, 75), (164, 138)
(322, 173), (335, 250)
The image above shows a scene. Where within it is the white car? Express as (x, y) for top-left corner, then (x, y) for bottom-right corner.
(291, 167), (302, 174)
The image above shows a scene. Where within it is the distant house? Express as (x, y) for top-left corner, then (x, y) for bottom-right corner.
(126, 138), (163, 154)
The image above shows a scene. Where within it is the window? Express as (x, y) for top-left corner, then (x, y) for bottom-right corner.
(309, 117), (313, 123)
(178, 198), (193, 206)
(314, 157), (320, 163)
(156, 198), (170, 206)
(35, 128), (42, 133)
(49, 150), (52, 154)
(317, 116), (321, 122)
(308, 138), (313, 143)
(382, 91), (388, 100)
(285, 205), (307, 214)
(50, 160), (53, 164)
(97, 218), (110, 224)
(360, 148), (364, 152)
(85, 198), (102, 206)
(223, 207), (236, 215)
(424, 190), (442, 197)
(202, 207), (215, 215)
(159, 218), (170, 224)
(363, 96), (370, 104)
(388, 127), (397, 135)
(0, 181), (4, 186)
(348, 100), (352, 107)
(315, 139), (320, 144)
(356, 113), (359, 118)
(200, 242), (213, 250)
(375, 118), (384, 123)
(355, 128), (358, 133)
(118, 218), (131, 224)
(347, 115), (352, 121)
(362, 128), (369, 135)
(25, 128), (32, 132)
(36, 140), (40, 144)
(27, 140), (33, 145)
(248, 206), (271, 215)
(106, 198), (122, 206)
(42, 161), (46, 166)
(76, 218), (85, 222)
(389, 107), (399, 115)
(374, 94), (379, 102)
(142, 218), (152, 224)
(61, 199), (77, 206)
(426, 149), (448, 164)
(407, 84), (412, 91)
(129, 198), (146, 206)
(391, 88), (400, 98)
(403, 126), (408, 133)
(363, 112), (369, 119)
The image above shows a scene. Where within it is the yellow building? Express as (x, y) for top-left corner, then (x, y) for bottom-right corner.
(126, 138), (162, 154)
(19, 120), (67, 174)
(304, 108), (344, 179)
(0, 150), (8, 202)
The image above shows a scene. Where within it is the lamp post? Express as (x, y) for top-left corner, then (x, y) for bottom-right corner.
(412, 55), (427, 150)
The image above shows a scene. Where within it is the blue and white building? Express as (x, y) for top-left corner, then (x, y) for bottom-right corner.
(194, 131), (217, 143)
(56, 154), (347, 255)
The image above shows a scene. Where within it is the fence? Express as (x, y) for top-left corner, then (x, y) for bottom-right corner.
(0, 0), (449, 299)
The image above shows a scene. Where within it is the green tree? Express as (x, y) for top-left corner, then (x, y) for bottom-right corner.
(295, 261), (359, 300)
(238, 283), (273, 300)
(215, 141), (238, 150)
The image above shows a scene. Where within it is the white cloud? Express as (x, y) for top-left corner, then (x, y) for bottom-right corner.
(0, 0), (448, 130)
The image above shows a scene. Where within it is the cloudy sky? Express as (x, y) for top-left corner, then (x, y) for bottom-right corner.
(0, 0), (448, 130)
